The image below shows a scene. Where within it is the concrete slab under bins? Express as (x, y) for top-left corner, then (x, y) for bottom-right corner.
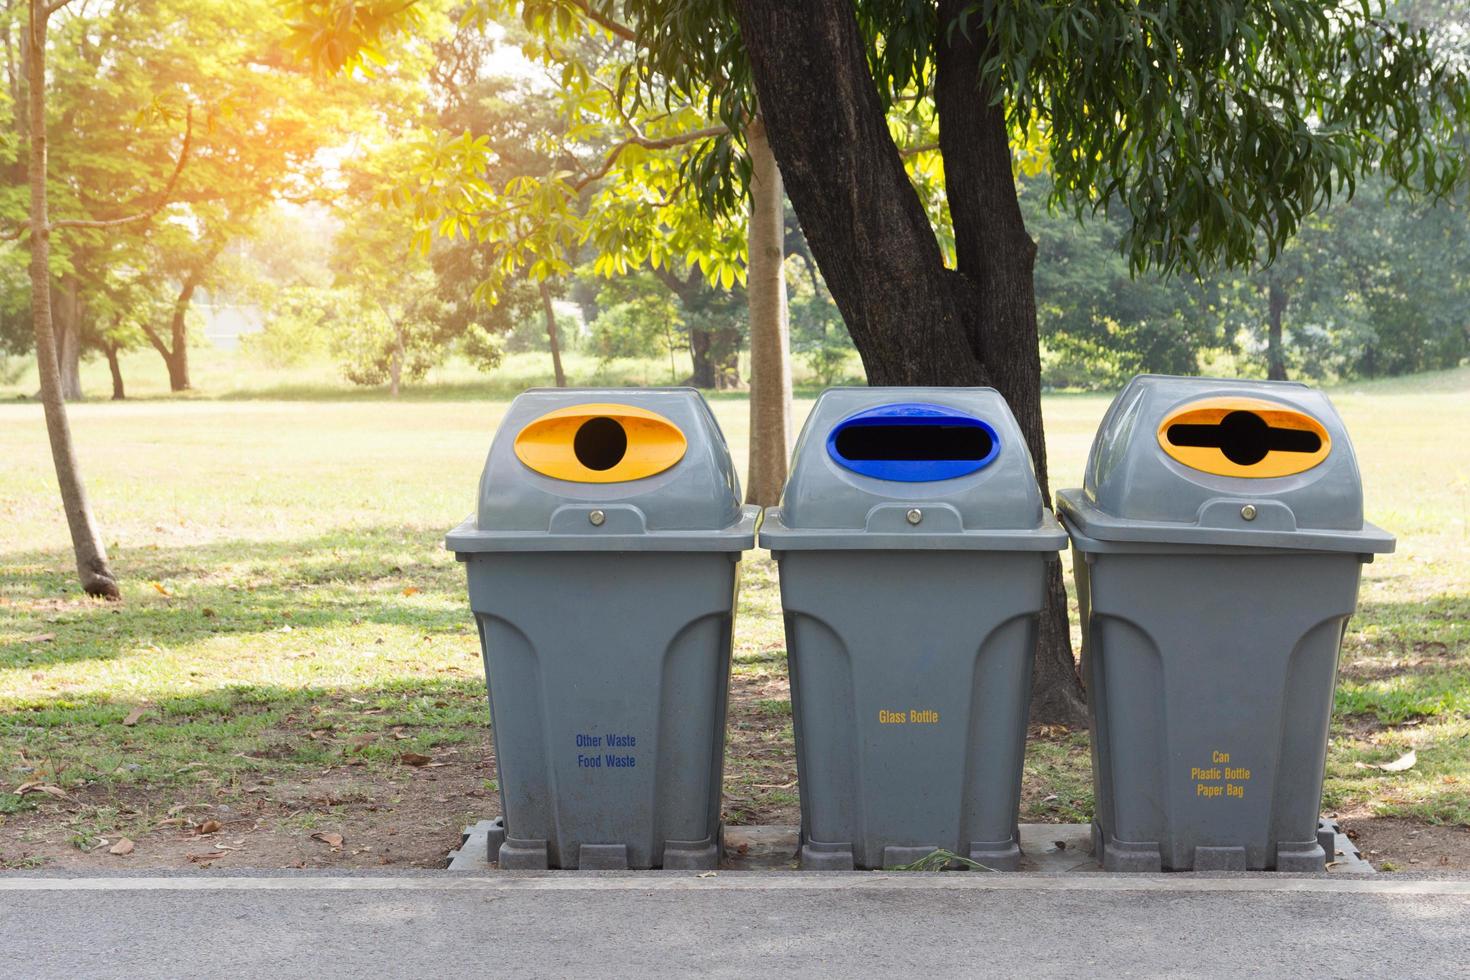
(447, 819), (1373, 874)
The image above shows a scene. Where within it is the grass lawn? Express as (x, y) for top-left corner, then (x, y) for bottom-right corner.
(1, 352), (1467, 870)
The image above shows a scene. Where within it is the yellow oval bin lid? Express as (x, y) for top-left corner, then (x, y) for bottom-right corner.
(1055, 375), (1394, 554)
(446, 388), (758, 554)
(514, 403), (688, 483)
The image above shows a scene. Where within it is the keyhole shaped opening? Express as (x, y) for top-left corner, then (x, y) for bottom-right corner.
(573, 417), (628, 471)
(1167, 410), (1322, 467)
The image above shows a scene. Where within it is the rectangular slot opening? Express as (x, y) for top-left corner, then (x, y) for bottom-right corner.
(834, 423), (993, 462)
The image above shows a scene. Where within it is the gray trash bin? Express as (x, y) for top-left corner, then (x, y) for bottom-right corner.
(761, 388), (1067, 870)
(446, 388), (759, 870)
(1057, 375), (1394, 872)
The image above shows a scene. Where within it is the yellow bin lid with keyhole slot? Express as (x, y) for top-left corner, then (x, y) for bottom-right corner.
(1157, 397), (1331, 479)
(1056, 376), (1393, 552)
(514, 403), (688, 483)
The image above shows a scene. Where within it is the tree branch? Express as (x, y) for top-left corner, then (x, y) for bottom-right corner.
(138, 319), (171, 359)
(900, 142), (938, 158)
(50, 103), (194, 232)
(573, 125), (728, 191)
(569, 0), (636, 43)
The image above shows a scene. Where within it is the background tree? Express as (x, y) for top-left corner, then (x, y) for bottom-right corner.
(288, 0), (797, 503)
(6, 0), (187, 598)
(330, 195), (455, 397)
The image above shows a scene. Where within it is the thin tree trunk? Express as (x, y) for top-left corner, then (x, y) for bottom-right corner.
(389, 323), (403, 398)
(24, 1), (119, 599)
(105, 342), (125, 400)
(164, 277), (200, 391)
(538, 281), (566, 387)
(732, 0), (1086, 724)
(1267, 277), (1289, 381)
(51, 278), (82, 400)
(56, 315), (81, 399)
(744, 116), (792, 507)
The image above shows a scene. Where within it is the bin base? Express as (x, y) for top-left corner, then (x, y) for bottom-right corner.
(500, 835), (550, 870)
(1093, 821), (1334, 872)
(799, 841), (855, 871)
(457, 819), (720, 871)
(798, 838), (1022, 872)
(968, 840), (1023, 872)
(661, 831), (722, 871)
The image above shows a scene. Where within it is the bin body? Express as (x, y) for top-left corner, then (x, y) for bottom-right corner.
(1059, 375), (1394, 872)
(447, 388), (757, 870)
(762, 388), (1066, 870)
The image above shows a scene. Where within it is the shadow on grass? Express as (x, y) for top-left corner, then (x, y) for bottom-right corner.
(0, 677), (493, 812)
(1344, 594), (1470, 659)
(0, 525), (472, 672)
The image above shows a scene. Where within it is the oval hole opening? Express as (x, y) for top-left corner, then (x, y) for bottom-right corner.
(1167, 410), (1322, 467)
(834, 423), (993, 463)
(573, 417), (628, 471)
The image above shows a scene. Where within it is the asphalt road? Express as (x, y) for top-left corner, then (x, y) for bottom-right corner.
(3, 872), (1468, 979)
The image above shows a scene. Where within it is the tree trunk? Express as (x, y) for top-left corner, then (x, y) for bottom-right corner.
(686, 326), (741, 390)
(689, 328), (717, 388)
(389, 323), (403, 398)
(731, 0), (1086, 725)
(105, 342), (125, 400)
(743, 116), (793, 507)
(52, 278), (82, 400)
(1266, 277), (1289, 381)
(165, 279), (196, 391)
(653, 267), (742, 391)
(539, 280), (567, 388)
(23, 2), (119, 599)
(933, 0), (1084, 727)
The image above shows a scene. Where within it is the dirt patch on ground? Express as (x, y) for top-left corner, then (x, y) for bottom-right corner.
(722, 671), (800, 827)
(1336, 815), (1470, 871)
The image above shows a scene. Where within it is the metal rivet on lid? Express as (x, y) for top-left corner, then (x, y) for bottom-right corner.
(1240, 504), (1257, 521)
(906, 508), (923, 525)
(589, 510), (606, 526)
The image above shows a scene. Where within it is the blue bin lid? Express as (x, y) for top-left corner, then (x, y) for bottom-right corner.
(760, 387), (1066, 552)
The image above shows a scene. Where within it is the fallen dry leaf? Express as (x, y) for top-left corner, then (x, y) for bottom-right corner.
(109, 838), (135, 856)
(122, 706), (146, 727)
(399, 752), (433, 767)
(187, 852), (229, 864)
(16, 783), (67, 799)
(402, 587), (420, 597)
(23, 633), (56, 643)
(1355, 749), (1417, 772)
(150, 581), (172, 596)
(197, 819), (222, 835)
(311, 831), (344, 849)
